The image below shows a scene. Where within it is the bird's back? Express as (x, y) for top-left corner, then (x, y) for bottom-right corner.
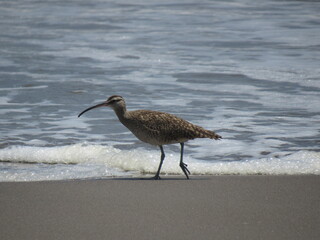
(121, 110), (221, 145)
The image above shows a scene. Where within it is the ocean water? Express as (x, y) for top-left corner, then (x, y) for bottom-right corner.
(0, 0), (319, 181)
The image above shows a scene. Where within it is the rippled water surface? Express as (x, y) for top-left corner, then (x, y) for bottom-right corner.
(0, 0), (319, 181)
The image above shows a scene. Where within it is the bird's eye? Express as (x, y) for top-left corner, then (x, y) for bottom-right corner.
(109, 99), (120, 104)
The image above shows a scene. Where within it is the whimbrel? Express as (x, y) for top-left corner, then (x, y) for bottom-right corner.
(78, 95), (221, 179)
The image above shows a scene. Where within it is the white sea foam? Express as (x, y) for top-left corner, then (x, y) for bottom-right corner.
(0, 144), (319, 181)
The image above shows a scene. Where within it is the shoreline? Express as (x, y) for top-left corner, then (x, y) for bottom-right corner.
(1, 175), (319, 240)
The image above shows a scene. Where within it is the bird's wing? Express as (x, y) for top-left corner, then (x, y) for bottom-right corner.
(130, 110), (198, 139)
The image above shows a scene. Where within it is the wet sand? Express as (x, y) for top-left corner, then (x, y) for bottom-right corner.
(0, 175), (319, 240)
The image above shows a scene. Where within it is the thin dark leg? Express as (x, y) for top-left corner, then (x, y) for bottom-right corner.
(153, 145), (165, 180)
(179, 142), (190, 179)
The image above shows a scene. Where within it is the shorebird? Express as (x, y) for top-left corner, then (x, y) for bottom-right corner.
(78, 95), (221, 179)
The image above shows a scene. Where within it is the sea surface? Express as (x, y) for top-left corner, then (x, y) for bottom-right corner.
(0, 0), (319, 181)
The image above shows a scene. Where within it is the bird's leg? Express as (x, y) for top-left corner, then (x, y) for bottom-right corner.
(179, 142), (190, 179)
(153, 145), (165, 180)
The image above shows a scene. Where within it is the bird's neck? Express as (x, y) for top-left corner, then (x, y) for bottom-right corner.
(113, 106), (128, 122)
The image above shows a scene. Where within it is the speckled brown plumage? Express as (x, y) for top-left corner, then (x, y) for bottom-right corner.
(78, 95), (222, 179)
(123, 110), (221, 146)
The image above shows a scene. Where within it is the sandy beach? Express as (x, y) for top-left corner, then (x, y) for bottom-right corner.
(0, 175), (319, 240)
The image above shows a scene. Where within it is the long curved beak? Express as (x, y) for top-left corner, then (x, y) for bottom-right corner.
(78, 102), (108, 118)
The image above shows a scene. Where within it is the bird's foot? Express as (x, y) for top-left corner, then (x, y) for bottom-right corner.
(180, 162), (190, 179)
(181, 162), (191, 174)
(139, 175), (161, 180)
(150, 175), (161, 180)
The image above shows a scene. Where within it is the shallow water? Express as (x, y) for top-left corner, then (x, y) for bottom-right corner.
(0, 0), (319, 181)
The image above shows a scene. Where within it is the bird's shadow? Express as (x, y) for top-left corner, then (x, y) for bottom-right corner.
(104, 176), (210, 181)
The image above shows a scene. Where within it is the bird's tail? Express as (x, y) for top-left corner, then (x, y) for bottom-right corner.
(194, 126), (222, 140)
(205, 130), (222, 140)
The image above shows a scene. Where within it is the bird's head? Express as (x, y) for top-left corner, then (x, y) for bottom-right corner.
(78, 95), (126, 117)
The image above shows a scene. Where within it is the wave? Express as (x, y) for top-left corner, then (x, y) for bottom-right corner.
(0, 144), (319, 181)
